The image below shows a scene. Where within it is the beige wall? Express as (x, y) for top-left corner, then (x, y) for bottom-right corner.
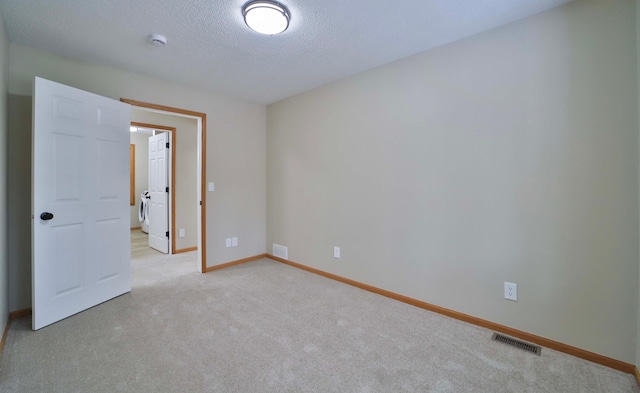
(7, 43), (267, 310)
(129, 131), (149, 229)
(267, 0), (638, 363)
(637, 0), (640, 370)
(130, 110), (198, 251)
(0, 8), (8, 335)
(7, 94), (31, 311)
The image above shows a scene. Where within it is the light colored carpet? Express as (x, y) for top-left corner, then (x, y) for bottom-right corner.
(1, 252), (638, 392)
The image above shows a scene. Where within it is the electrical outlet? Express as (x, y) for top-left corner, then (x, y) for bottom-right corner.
(179, 229), (185, 238)
(333, 246), (341, 259)
(504, 282), (518, 301)
(232, 237), (238, 247)
(225, 238), (232, 248)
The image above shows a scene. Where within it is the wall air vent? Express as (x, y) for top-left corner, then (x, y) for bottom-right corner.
(272, 244), (288, 260)
(492, 333), (541, 356)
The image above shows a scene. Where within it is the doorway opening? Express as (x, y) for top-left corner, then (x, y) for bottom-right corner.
(122, 98), (207, 273)
(130, 122), (176, 255)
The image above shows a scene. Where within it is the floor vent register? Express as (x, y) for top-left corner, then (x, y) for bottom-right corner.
(492, 333), (542, 356)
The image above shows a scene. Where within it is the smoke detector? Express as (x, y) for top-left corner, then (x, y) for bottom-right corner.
(149, 34), (167, 46)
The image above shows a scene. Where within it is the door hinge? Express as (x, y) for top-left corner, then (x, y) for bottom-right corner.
(166, 186), (169, 193)
(166, 231), (169, 238)
(199, 201), (202, 206)
(166, 142), (170, 149)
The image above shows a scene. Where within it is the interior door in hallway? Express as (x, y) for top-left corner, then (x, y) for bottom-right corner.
(148, 132), (169, 253)
(32, 77), (131, 330)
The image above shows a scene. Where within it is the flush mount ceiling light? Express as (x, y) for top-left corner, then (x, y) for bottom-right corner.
(242, 0), (290, 35)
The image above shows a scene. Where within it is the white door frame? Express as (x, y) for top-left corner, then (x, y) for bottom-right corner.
(122, 99), (206, 273)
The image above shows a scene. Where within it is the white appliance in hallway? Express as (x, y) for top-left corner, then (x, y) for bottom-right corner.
(148, 132), (169, 254)
(138, 190), (150, 233)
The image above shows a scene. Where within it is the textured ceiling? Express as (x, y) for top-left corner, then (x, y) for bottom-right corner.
(0, 0), (573, 104)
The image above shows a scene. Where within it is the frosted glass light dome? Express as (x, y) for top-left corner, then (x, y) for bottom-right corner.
(243, 1), (290, 35)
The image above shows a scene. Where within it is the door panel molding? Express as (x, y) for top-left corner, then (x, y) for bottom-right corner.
(148, 133), (169, 254)
(33, 77), (131, 329)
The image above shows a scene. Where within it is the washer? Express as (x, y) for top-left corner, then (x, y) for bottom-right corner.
(139, 190), (150, 233)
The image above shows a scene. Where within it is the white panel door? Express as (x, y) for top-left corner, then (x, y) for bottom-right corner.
(32, 77), (131, 330)
(148, 132), (169, 254)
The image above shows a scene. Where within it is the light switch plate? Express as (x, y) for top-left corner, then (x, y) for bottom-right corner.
(208, 182), (215, 192)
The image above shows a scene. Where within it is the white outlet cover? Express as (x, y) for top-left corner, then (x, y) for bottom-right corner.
(179, 229), (185, 238)
(504, 282), (518, 301)
(232, 237), (238, 247)
(225, 238), (232, 247)
(333, 246), (341, 258)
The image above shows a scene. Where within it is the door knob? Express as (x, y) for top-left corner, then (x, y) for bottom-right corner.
(40, 212), (54, 221)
